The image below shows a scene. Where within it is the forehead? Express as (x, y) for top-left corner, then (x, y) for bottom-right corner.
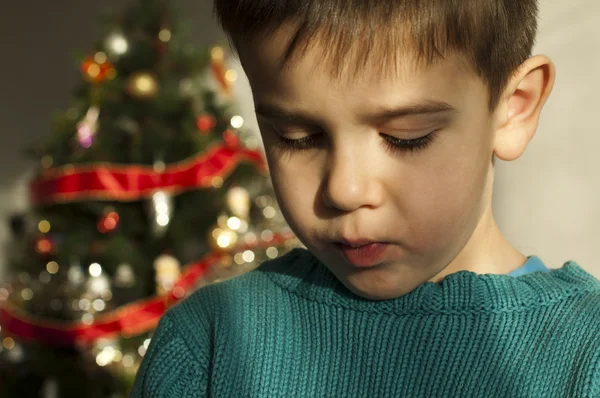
(238, 25), (484, 116)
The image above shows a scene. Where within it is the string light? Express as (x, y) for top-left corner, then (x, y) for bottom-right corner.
(263, 206), (276, 219)
(21, 288), (33, 300)
(230, 115), (244, 129)
(79, 299), (91, 311)
(46, 261), (59, 274)
(150, 191), (172, 236)
(92, 299), (106, 312)
(39, 271), (51, 284)
(244, 232), (257, 245)
(266, 247), (279, 259)
(128, 72), (159, 99)
(96, 346), (116, 366)
(234, 253), (245, 265)
(102, 290), (113, 301)
(225, 69), (238, 83)
(2, 337), (15, 350)
(217, 234), (233, 248)
(158, 29), (171, 42)
(211, 46), (224, 61)
(242, 250), (255, 263)
(256, 196), (269, 207)
(94, 52), (107, 64)
(38, 220), (51, 233)
(227, 217), (241, 230)
(122, 354), (134, 367)
(261, 229), (274, 241)
(105, 33), (129, 55)
(211, 176), (224, 188)
(89, 263), (102, 277)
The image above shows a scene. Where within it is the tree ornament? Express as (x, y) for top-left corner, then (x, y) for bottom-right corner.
(223, 129), (240, 148)
(35, 236), (53, 256)
(153, 253), (181, 296)
(76, 106), (100, 148)
(97, 209), (119, 233)
(196, 114), (216, 133)
(210, 46), (231, 94)
(114, 263), (135, 288)
(81, 54), (115, 83)
(126, 72), (159, 99)
(147, 190), (173, 237)
(87, 273), (111, 298)
(227, 187), (250, 219)
(67, 261), (85, 285)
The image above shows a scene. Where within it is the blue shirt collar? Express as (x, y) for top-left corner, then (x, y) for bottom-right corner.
(508, 255), (550, 277)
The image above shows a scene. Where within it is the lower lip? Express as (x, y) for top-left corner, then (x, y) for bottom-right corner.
(337, 243), (391, 268)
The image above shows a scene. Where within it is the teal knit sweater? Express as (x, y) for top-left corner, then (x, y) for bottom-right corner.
(131, 249), (600, 397)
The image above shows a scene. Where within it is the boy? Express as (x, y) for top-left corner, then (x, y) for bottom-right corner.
(132, 0), (600, 396)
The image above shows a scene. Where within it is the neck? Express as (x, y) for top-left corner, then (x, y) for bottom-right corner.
(429, 208), (527, 283)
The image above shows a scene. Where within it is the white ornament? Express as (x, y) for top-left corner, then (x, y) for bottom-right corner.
(76, 106), (99, 148)
(227, 187), (250, 219)
(114, 263), (135, 288)
(67, 265), (85, 285)
(153, 254), (181, 296)
(87, 274), (111, 297)
(147, 190), (173, 237)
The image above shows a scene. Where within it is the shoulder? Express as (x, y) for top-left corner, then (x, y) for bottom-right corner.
(575, 289), (600, 397)
(167, 248), (317, 340)
(130, 312), (207, 397)
(175, 248), (317, 307)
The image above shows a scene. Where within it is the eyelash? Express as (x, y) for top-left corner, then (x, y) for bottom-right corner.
(274, 131), (438, 154)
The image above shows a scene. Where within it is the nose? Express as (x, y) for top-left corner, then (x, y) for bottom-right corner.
(321, 147), (383, 212)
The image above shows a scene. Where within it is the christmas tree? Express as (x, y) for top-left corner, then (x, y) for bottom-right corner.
(0, 1), (297, 397)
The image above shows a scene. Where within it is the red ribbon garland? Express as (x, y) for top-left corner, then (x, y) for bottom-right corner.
(0, 232), (295, 346)
(30, 144), (267, 205)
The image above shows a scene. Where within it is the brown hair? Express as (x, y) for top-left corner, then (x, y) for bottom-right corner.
(213, 0), (539, 111)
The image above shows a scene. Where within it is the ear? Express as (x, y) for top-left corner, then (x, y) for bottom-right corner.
(493, 55), (556, 161)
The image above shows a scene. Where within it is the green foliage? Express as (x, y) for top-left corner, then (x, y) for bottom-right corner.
(0, 0), (275, 397)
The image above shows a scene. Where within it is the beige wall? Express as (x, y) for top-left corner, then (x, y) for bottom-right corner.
(1, 0), (598, 278)
(493, 0), (600, 276)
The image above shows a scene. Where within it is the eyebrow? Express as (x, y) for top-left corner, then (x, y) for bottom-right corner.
(255, 100), (456, 125)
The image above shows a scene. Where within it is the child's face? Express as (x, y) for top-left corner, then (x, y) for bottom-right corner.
(240, 29), (503, 300)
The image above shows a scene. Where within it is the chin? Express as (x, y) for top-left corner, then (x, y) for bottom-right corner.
(342, 269), (422, 300)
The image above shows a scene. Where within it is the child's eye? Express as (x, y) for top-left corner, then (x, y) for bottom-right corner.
(380, 131), (438, 153)
(272, 130), (439, 153)
(275, 134), (322, 152)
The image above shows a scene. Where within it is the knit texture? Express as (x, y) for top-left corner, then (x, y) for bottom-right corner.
(131, 248), (600, 397)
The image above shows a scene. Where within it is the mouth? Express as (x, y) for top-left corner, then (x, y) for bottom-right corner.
(334, 239), (392, 268)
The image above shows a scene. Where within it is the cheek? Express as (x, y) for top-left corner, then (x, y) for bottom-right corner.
(399, 143), (490, 253)
(263, 148), (321, 237)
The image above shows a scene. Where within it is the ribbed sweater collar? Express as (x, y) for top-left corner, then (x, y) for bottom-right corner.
(260, 249), (600, 315)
